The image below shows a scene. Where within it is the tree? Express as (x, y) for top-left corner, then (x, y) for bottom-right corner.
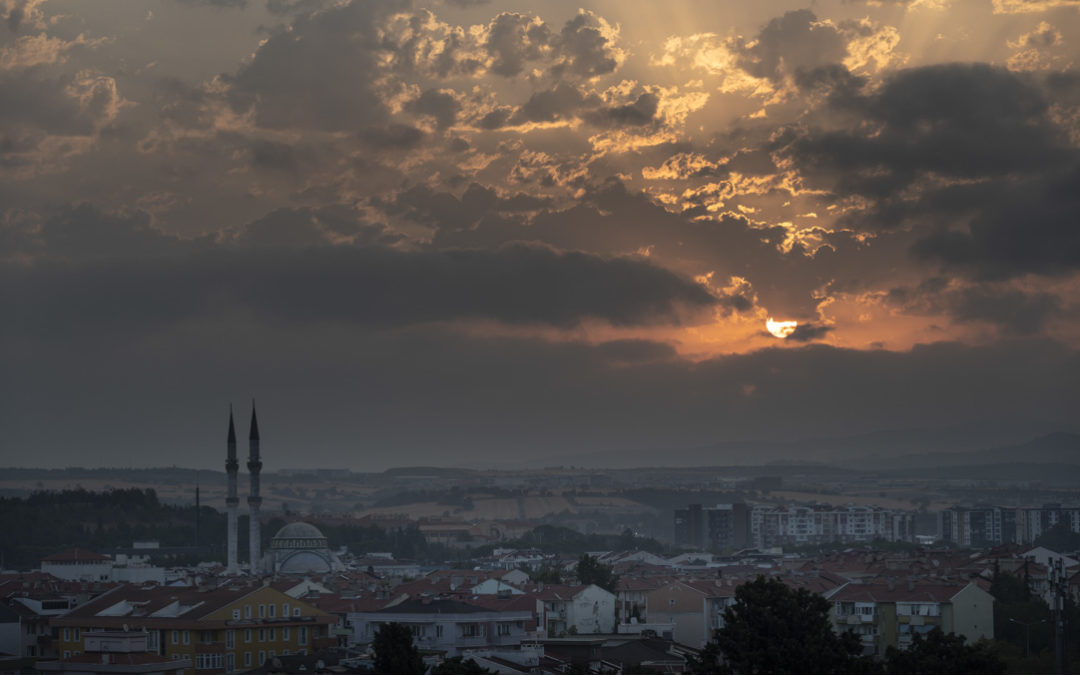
(371, 622), (425, 675)
(883, 628), (1005, 675)
(575, 554), (619, 593)
(429, 656), (496, 674)
(689, 575), (873, 675)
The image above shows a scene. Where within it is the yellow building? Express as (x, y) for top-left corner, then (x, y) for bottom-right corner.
(52, 582), (336, 674)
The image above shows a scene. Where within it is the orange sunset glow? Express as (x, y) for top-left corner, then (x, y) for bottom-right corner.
(3, 0), (1080, 468)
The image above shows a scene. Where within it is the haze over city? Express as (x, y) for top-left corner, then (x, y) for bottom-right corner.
(4, 0), (1080, 471)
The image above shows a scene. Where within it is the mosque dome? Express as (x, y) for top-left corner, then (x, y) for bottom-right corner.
(269, 522), (335, 574)
(272, 522), (327, 544)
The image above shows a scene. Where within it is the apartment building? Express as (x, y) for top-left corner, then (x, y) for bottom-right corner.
(348, 598), (533, 657)
(749, 505), (913, 548)
(50, 583), (336, 674)
(829, 580), (994, 657)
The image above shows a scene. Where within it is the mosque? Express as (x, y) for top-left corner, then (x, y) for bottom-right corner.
(225, 406), (341, 576)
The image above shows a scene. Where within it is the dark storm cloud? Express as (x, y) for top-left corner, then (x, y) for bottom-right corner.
(550, 11), (621, 79)
(237, 206), (399, 248)
(0, 70), (109, 137)
(358, 124), (426, 151)
(4, 205), (196, 261)
(172, 0), (246, 8)
(427, 180), (832, 318)
(483, 12), (553, 77)
(4, 322), (1078, 468)
(581, 92), (659, 128)
(783, 322), (833, 342)
(481, 10), (621, 80)
(785, 63), (1070, 202)
(511, 82), (591, 124)
(403, 89), (461, 130)
(222, 0), (408, 131)
(4, 210), (718, 336)
(886, 278), (1063, 334)
(734, 10), (847, 82)
(910, 166), (1080, 277)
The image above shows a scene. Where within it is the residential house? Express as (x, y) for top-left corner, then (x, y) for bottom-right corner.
(51, 582), (336, 674)
(829, 579), (994, 657)
(348, 598), (532, 657)
(37, 631), (190, 675)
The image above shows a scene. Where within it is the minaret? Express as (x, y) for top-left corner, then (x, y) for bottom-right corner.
(247, 403), (263, 575)
(194, 471), (201, 547)
(225, 407), (239, 575)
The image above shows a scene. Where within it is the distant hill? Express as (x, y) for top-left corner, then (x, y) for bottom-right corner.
(850, 432), (1080, 470)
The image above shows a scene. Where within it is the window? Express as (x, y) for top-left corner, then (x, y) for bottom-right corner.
(435, 626), (443, 638)
(232, 609), (241, 620)
(182, 630), (190, 645)
(171, 631), (179, 645)
(226, 630), (235, 649)
(292, 608), (300, 617)
(63, 651), (70, 659)
(201, 630), (214, 644)
(461, 624), (479, 638)
(497, 623), (512, 637)
(244, 605), (252, 619)
(195, 654), (224, 670)
(268, 604), (276, 618)
(258, 604), (266, 618)
(226, 654), (235, 673)
(244, 629), (252, 644)
(147, 631), (160, 651)
(258, 651), (265, 666)
(282, 627), (290, 641)
(282, 604), (289, 617)
(244, 653), (252, 668)
(268, 651), (275, 659)
(73, 628), (80, 641)
(268, 628), (276, 641)
(298, 627), (307, 644)
(63, 629), (71, 642)
(258, 629), (265, 642)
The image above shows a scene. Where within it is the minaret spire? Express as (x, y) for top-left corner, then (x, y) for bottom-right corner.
(225, 406), (240, 575)
(247, 401), (263, 575)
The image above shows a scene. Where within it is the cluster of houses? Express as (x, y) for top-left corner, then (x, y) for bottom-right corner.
(2, 540), (1078, 674)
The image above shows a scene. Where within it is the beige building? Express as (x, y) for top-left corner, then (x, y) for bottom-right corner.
(829, 579), (994, 657)
(51, 583), (336, 675)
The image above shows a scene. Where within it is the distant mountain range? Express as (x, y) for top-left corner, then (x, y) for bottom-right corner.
(846, 431), (1080, 470)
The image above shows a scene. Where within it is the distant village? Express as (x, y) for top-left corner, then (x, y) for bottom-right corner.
(1, 413), (1078, 673)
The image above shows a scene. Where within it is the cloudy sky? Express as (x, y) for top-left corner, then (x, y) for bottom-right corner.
(3, 0), (1080, 470)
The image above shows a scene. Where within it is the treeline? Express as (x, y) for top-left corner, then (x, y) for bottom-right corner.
(499, 524), (665, 555)
(0, 488), (224, 570)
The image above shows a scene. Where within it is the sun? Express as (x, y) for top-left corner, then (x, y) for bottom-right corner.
(766, 318), (798, 339)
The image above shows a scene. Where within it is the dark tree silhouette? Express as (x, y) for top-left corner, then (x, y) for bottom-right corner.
(689, 575), (873, 675)
(371, 622), (425, 675)
(883, 628), (1005, 675)
(429, 656), (496, 674)
(575, 553), (619, 593)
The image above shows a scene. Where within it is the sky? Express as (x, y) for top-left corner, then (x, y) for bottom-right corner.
(3, 0), (1080, 471)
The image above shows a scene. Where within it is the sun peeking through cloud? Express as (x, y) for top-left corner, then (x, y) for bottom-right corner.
(766, 318), (798, 338)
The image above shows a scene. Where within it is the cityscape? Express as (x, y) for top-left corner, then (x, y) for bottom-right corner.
(4, 0), (1080, 673)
